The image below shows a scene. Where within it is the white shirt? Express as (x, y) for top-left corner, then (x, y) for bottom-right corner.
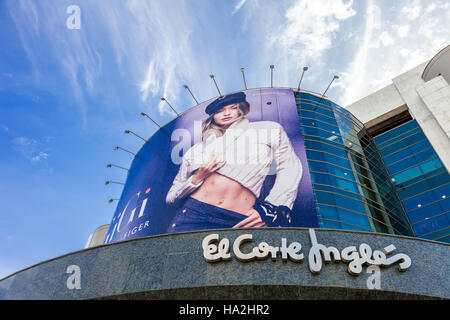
(166, 118), (303, 209)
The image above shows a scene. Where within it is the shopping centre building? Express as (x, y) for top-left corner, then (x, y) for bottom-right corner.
(1, 46), (449, 300)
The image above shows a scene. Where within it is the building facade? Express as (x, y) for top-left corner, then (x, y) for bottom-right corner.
(346, 45), (450, 243)
(297, 92), (413, 237)
(2, 48), (448, 301)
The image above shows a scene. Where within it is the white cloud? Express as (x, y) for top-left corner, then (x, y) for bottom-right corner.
(232, 0), (248, 14)
(337, 0), (450, 107)
(401, 0), (422, 20)
(140, 59), (160, 103)
(336, 2), (379, 105)
(273, 0), (356, 64)
(12, 136), (50, 163)
(393, 25), (410, 38)
(425, 2), (438, 13)
(380, 31), (395, 46)
(418, 18), (439, 39)
(31, 152), (49, 162)
(13, 137), (36, 146)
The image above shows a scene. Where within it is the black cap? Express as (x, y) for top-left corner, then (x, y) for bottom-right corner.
(205, 92), (247, 115)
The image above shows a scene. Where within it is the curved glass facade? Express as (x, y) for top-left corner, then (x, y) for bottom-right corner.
(296, 92), (414, 236)
(373, 120), (450, 243)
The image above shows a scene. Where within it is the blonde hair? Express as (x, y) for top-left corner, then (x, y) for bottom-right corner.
(202, 101), (250, 142)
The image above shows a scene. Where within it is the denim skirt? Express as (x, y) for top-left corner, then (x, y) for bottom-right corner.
(167, 197), (248, 233)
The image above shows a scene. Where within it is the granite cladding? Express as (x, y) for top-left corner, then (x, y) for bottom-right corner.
(0, 228), (448, 300)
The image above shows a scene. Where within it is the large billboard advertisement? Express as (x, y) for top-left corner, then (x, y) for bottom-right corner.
(104, 88), (319, 244)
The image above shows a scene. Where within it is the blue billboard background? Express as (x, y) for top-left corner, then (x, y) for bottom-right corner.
(104, 88), (318, 244)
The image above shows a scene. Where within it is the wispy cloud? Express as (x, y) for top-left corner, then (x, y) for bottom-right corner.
(271, 0), (356, 66)
(337, 1), (378, 106)
(31, 152), (49, 162)
(12, 136), (50, 163)
(232, 0), (248, 14)
(337, 0), (450, 106)
(6, 0), (103, 129)
(401, 0), (422, 20)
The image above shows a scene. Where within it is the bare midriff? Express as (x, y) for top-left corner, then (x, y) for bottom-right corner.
(190, 173), (256, 216)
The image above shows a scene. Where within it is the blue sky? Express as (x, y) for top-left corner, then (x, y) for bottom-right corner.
(0, 0), (449, 278)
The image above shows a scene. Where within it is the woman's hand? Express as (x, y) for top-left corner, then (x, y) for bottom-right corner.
(232, 209), (267, 228)
(191, 153), (226, 185)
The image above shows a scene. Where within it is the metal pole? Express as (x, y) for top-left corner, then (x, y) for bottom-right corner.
(313, 75), (339, 111)
(106, 163), (129, 171)
(270, 65), (274, 88)
(297, 66), (308, 93)
(240, 68), (247, 90)
(184, 85), (199, 105)
(210, 74), (222, 96)
(140, 112), (161, 128)
(105, 180), (125, 185)
(113, 146), (136, 156)
(124, 130), (147, 142)
(161, 97), (180, 116)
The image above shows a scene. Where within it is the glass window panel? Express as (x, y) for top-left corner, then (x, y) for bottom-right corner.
(322, 153), (352, 168)
(320, 219), (342, 230)
(413, 148), (436, 163)
(413, 214), (450, 236)
(331, 165), (355, 181)
(314, 190), (336, 206)
(427, 170), (450, 188)
(388, 157), (418, 175)
(310, 162), (355, 181)
(377, 127), (422, 150)
(384, 148), (413, 165)
(310, 172), (329, 185)
(309, 161), (328, 173)
(403, 191), (436, 211)
(307, 140), (348, 158)
(420, 227), (450, 241)
(302, 126), (345, 143)
(336, 194), (365, 213)
(397, 179), (431, 200)
(408, 139), (431, 154)
(337, 208), (371, 230)
(391, 221), (412, 236)
(317, 205), (339, 220)
(329, 176), (359, 194)
(306, 150), (326, 162)
(402, 167), (448, 188)
(438, 198), (450, 212)
(432, 184), (450, 200)
(302, 117), (341, 134)
(392, 166), (422, 184)
(314, 191), (366, 214)
(379, 132), (426, 157)
(434, 235), (450, 243)
(419, 158), (443, 174)
(305, 135), (346, 151)
(407, 203), (444, 223)
(325, 144), (350, 158)
(374, 120), (418, 145)
(313, 184), (362, 201)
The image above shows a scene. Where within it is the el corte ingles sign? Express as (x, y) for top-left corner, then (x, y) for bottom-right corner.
(202, 229), (412, 276)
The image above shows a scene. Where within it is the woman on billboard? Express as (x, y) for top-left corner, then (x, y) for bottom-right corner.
(165, 91), (302, 233)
